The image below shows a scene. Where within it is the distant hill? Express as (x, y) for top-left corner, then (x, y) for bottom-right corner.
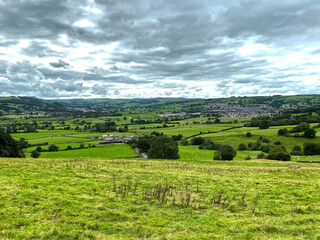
(1, 94), (320, 115)
(52, 98), (193, 108)
(0, 97), (63, 114)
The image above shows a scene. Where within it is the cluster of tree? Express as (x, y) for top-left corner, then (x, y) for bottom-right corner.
(128, 135), (179, 159)
(278, 122), (317, 138)
(266, 146), (291, 161)
(246, 113), (320, 128)
(0, 130), (25, 158)
(92, 122), (117, 133)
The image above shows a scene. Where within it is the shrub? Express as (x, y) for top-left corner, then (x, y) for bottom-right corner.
(278, 128), (289, 136)
(267, 146), (291, 161)
(274, 141), (281, 145)
(244, 155), (251, 160)
(213, 145), (237, 161)
(246, 132), (252, 137)
(292, 146), (302, 152)
(303, 143), (320, 155)
(290, 151), (303, 156)
(238, 143), (247, 150)
(66, 145), (73, 150)
(48, 144), (59, 151)
(259, 121), (269, 129)
(31, 150), (41, 158)
(190, 137), (205, 145)
(260, 145), (271, 153)
(260, 137), (270, 143)
(304, 129), (316, 138)
(199, 140), (216, 150)
(180, 139), (189, 146)
(257, 153), (265, 159)
(267, 152), (291, 161)
(36, 146), (42, 152)
(79, 143), (85, 149)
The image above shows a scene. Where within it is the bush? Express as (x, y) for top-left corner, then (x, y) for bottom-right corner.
(267, 152), (291, 161)
(257, 153), (265, 159)
(303, 143), (320, 155)
(260, 145), (271, 153)
(36, 146), (42, 152)
(290, 151), (303, 156)
(259, 120), (269, 129)
(246, 132), (252, 137)
(66, 145), (73, 150)
(260, 137), (270, 143)
(180, 139), (189, 146)
(292, 146), (302, 152)
(48, 144), (59, 151)
(244, 155), (251, 160)
(199, 140), (216, 150)
(278, 128), (289, 136)
(79, 143), (85, 149)
(190, 137), (205, 145)
(148, 136), (179, 159)
(31, 150), (41, 158)
(267, 146), (291, 161)
(214, 145), (237, 161)
(238, 143), (247, 150)
(274, 141), (281, 145)
(304, 129), (316, 138)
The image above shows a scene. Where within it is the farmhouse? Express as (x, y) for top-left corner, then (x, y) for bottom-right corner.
(99, 134), (135, 143)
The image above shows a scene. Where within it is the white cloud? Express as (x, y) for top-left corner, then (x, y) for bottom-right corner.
(73, 19), (95, 28)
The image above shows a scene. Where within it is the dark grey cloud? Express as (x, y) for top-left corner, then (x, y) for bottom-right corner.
(49, 59), (71, 69)
(0, 0), (320, 98)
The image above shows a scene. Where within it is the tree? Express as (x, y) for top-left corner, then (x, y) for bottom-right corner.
(0, 130), (25, 158)
(278, 128), (288, 136)
(238, 143), (247, 150)
(48, 144), (59, 151)
(259, 120), (269, 129)
(267, 146), (291, 161)
(148, 136), (179, 159)
(31, 150), (41, 158)
(190, 137), (205, 145)
(304, 129), (316, 138)
(303, 143), (320, 155)
(214, 145), (237, 161)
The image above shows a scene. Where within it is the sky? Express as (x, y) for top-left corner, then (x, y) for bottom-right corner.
(1, 0), (320, 99)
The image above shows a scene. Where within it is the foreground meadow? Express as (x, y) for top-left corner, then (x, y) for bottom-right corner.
(0, 157), (319, 239)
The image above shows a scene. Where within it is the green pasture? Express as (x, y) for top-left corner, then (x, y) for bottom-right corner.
(0, 157), (319, 239)
(134, 123), (243, 137)
(202, 125), (320, 150)
(26, 141), (103, 153)
(26, 143), (137, 159)
(179, 145), (258, 163)
(12, 130), (78, 140)
(27, 137), (94, 145)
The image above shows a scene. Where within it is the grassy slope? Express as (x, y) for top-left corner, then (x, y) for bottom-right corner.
(0, 157), (319, 239)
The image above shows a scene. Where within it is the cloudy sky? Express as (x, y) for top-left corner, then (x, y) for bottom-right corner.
(1, 0), (320, 99)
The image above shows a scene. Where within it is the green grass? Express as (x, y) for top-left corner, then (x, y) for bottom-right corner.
(0, 157), (319, 239)
(27, 143), (137, 159)
(12, 130), (78, 140)
(134, 123), (243, 137)
(27, 137), (95, 145)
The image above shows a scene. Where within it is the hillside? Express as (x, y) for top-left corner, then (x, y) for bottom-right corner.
(0, 97), (64, 115)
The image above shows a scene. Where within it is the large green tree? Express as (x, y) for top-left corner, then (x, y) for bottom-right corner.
(0, 130), (25, 158)
(148, 136), (180, 159)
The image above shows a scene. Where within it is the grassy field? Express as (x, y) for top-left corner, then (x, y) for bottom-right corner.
(26, 144), (138, 159)
(0, 157), (319, 239)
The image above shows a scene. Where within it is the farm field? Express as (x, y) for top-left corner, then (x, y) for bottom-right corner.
(26, 143), (138, 159)
(0, 157), (319, 239)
